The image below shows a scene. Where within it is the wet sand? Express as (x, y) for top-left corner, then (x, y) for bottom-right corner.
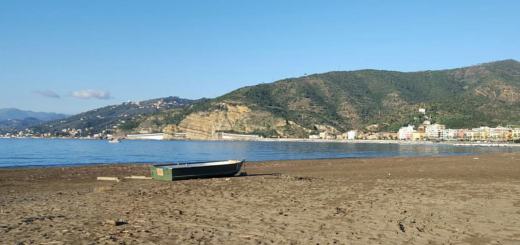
(1, 153), (520, 245)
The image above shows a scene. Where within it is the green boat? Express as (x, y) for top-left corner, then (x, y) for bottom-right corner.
(150, 160), (245, 181)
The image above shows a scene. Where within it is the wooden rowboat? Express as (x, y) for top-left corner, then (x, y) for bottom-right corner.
(150, 160), (245, 181)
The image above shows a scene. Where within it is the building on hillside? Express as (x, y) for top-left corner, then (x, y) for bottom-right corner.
(309, 134), (320, 139)
(398, 125), (415, 140)
(412, 131), (426, 141)
(426, 124), (446, 139)
(419, 108), (426, 114)
(347, 130), (361, 140)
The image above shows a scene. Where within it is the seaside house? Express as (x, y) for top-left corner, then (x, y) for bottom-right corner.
(398, 125), (415, 140)
(347, 130), (361, 140)
(513, 128), (520, 139)
(487, 127), (512, 141)
(444, 129), (461, 140)
(426, 124), (446, 139)
(465, 130), (478, 141)
(412, 131), (426, 141)
(477, 127), (491, 140)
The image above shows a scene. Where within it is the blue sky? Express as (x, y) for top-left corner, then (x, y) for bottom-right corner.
(1, 1), (519, 114)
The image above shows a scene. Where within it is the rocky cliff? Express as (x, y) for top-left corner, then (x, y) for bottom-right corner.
(170, 104), (283, 140)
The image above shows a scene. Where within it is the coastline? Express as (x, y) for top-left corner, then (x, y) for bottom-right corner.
(3, 136), (520, 148)
(2, 153), (520, 244)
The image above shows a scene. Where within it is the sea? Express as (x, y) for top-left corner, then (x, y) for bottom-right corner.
(0, 138), (516, 168)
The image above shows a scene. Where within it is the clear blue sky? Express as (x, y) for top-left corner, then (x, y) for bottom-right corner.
(1, 1), (519, 114)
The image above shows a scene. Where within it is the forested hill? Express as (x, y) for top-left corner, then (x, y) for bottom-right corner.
(23, 96), (198, 136)
(20, 60), (520, 139)
(157, 59), (520, 138)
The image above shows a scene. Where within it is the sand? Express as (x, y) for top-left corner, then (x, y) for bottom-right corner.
(1, 153), (520, 245)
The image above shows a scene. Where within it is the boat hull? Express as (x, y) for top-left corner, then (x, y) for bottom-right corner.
(150, 160), (244, 181)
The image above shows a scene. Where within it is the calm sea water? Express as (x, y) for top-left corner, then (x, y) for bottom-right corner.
(0, 138), (516, 168)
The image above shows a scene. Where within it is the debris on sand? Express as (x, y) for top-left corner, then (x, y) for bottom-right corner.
(104, 219), (127, 226)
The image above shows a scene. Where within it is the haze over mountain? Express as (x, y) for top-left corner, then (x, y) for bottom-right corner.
(22, 96), (198, 136)
(0, 108), (68, 121)
(120, 59), (520, 140)
(0, 109), (69, 131)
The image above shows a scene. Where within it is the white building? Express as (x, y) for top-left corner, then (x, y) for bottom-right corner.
(214, 132), (260, 141)
(347, 130), (361, 140)
(513, 128), (520, 139)
(398, 125), (416, 140)
(126, 133), (165, 140)
(426, 124), (446, 139)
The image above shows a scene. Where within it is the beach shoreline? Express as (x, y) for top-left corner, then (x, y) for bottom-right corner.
(1, 153), (520, 244)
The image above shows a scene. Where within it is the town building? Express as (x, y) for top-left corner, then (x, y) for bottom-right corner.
(412, 131), (426, 141)
(513, 128), (520, 139)
(398, 125), (415, 140)
(347, 130), (361, 140)
(426, 124), (446, 139)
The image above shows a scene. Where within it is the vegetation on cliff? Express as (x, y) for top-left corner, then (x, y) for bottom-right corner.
(150, 59), (520, 138)
(23, 60), (520, 139)
(24, 97), (198, 136)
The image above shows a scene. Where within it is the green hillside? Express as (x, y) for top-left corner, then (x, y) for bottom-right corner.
(23, 96), (198, 137)
(163, 60), (520, 136)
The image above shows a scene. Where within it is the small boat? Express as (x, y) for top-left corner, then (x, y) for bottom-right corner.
(150, 160), (245, 181)
(108, 138), (120, 143)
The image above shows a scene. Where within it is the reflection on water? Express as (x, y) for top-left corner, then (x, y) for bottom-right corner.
(0, 138), (516, 168)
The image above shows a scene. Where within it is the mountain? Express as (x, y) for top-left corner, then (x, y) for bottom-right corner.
(126, 59), (520, 140)
(0, 108), (68, 121)
(22, 96), (199, 136)
(0, 109), (69, 132)
(0, 117), (44, 131)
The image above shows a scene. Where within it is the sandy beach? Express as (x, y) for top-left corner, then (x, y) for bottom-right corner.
(1, 153), (520, 245)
